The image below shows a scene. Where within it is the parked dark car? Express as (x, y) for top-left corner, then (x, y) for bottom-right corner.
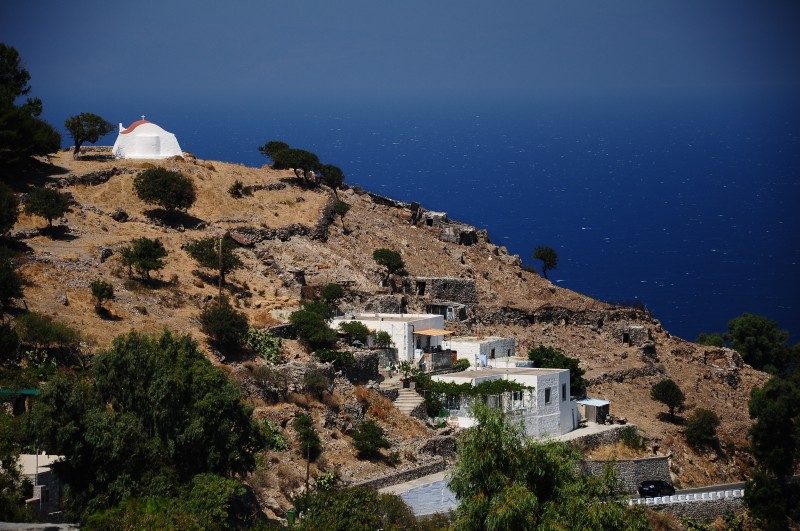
(638, 480), (676, 497)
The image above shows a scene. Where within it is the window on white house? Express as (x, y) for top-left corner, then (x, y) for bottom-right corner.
(545, 387), (551, 404)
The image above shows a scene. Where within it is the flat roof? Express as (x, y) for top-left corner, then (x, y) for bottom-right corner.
(18, 454), (63, 476)
(333, 313), (440, 323)
(448, 335), (511, 343)
(577, 398), (610, 407)
(439, 367), (566, 380)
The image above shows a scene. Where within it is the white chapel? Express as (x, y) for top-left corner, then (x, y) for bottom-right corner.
(112, 117), (183, 159)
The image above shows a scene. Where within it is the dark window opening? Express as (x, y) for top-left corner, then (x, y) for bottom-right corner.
(562, 383), (566, 401)
(545, 388), (551, 404)
(416, 281), (426, 296)
(622, 332), (631, 345)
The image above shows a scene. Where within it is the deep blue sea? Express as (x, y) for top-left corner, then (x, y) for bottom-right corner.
(52, 90), (800, 343)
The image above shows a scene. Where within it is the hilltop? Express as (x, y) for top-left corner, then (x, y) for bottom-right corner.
(5, 148), (769, 517)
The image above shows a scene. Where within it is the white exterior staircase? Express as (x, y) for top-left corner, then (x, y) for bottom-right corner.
(394, 387), (425, 415)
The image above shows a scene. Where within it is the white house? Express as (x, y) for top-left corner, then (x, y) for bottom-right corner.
(445, 335), (515, 368)
(112, 118), (183, 159)
(432, 367), (579, 438)
(330, 313), (449, 362)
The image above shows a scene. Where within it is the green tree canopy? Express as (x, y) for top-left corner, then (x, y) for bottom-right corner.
(695, 332), (725, 347)
(338, 320), (370, 343)
(372, 248), (405, 282)
(745, 368), (800, 530)
(119, 237), (167, 279)
(64, 113), (114, 158)
(319, 282), (344, 304)
(89, 280), (114, 310)
(198, 298), (249, 349)
(294, 414), (321, 462)
(0, 411), (31, 522)
(133, 167), (196, 214)
(289, 302), (337, 351)
(0, 44), (60, 165)
(725, 313), (793, 374)
(527, 344), (586, 396)
(350, 419), (391, 459)
(23, 187), (71, 228)
(448, 404), (648, 530)
(258, 140), (347, 189)
(293, 487), (416, 531)
(185, 235), (243, 286)
(25, 329), (264, 519)
(0, 182), (19, 234)
(532, 246), (558, 279)
(650, 378), (685, 420)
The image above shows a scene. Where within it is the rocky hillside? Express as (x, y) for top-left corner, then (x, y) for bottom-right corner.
(5, 148), (769, 516)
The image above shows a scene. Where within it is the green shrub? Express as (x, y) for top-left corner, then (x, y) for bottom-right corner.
(15, 312), (80, 350)
(228, 180), (245, 198)
(304, 369), (330, 397)
(685, 408), (720, 447)
(372, 330), (393, 349)
(289, 303), (337, 350)
(90, 280), (114, 310)
(23, 187), (71, 228)
(619, 426), (646, 451)
(528, 345), (586, 396)
(452, 359), (470, 371)
(261, 419), (288, 451)
(119, 237), (167, 280)
(133, 167), (196, 213)
(319, 283), (344, 304)
(350, 419), (391, 459)
(198, 299), (248, 348)
(338, 321), (370, 343)
(314, 348), (354, 369)
(650, 379), (685, 420)
(315, 471), (337, 492)
(246, 328), (282, 363)
(294, 414), (321, 461)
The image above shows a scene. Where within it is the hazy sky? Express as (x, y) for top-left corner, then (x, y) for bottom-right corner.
(2, 0), (799, 109)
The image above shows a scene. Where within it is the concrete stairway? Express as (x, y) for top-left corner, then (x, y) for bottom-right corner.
(394, 387), (425, 415)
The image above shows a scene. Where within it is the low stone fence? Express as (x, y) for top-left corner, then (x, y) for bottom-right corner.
(351, 460), (448, 491)
(567, 424), (635, 451)
(632, 489), (745, 520)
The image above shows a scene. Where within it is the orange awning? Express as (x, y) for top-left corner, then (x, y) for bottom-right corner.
(412, 329), (454, 336)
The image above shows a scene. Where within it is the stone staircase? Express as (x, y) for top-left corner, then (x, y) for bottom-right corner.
(394, 387), (425, 415)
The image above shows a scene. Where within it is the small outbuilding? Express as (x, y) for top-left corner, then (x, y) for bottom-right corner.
(112, 117), (183, 159)
(577, 398), (610, 424)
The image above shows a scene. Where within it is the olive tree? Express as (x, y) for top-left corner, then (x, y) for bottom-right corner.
(133, 167), (196, 214)
(533, 246), (558, 279)
(650, 378), (685, 421)
(64, 112), (114, 158)
(23, 187), (71, 228)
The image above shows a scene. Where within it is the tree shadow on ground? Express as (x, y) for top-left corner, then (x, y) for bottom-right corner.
(95, 307), (122, 321)
(0, 238), (34, 254)
(40, 225), (78, 241)
(656, 412), (686, 425)
(123, 277), (174, 291)
(144, 209), (206, 230)
(2, 157), (70, 189)
(207, 341), (254, 364)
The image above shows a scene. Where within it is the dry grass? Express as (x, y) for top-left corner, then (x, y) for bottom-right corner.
(584, 441), (651, 461)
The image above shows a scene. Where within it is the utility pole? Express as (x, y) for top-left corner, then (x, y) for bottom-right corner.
(218, 234), (223, 306)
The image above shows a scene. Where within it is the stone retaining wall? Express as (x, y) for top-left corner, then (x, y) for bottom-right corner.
(654, 497), (744, 521)
(351, 460), (447, 490)
(581, 455), (671, 494)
